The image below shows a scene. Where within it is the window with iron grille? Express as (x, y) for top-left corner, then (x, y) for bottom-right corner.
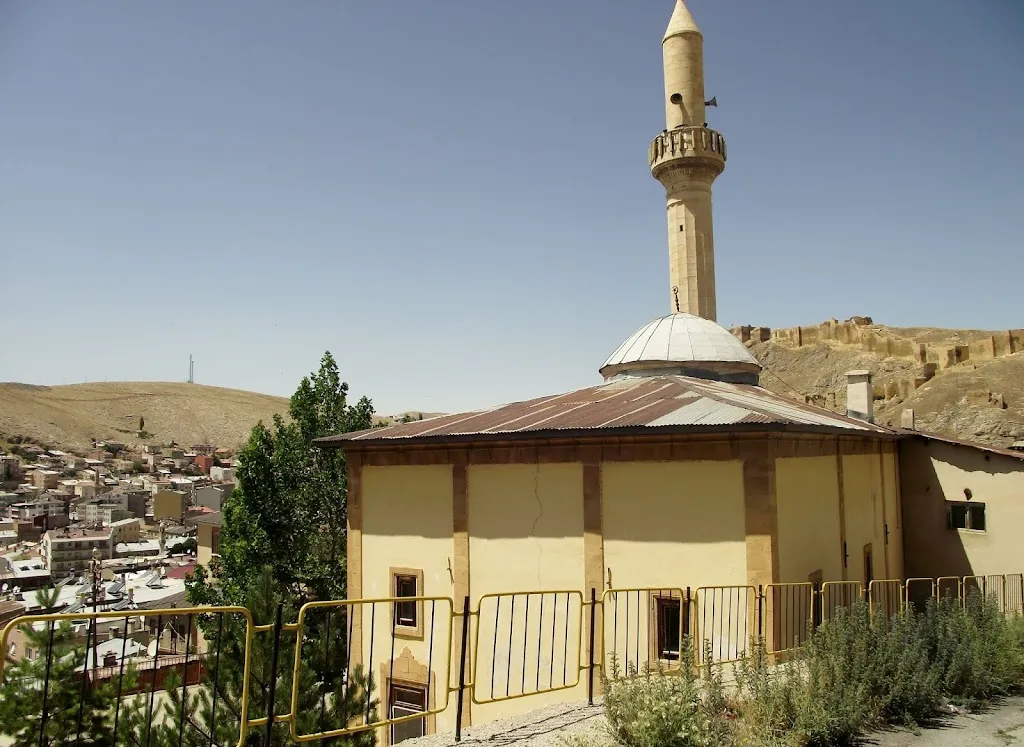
(655, 597), (682, 661)
(650, 593), (688, 663)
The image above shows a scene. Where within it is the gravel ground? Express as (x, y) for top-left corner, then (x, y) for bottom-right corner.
(409, 700), (612, 747)
(2, 695), (1020, 747)
(405, 696), (1024, 747)
(866, 696), (1024, 746)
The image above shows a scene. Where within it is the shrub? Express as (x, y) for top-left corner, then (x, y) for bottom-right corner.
(926, 592), (1024, 706)
(734, 594), (1024, 746)
(601, 594), (1024, 747)
(733, 638), (863, 747)
(601, 643), (731, 747)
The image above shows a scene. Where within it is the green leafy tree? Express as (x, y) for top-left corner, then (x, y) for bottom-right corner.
(188, 351), (372, 607)
(0, 588), (138, 745)
(185, 352), (377, 744)
(168, 537), (198, 556)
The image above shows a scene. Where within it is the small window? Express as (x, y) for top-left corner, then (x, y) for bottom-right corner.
(389, 683), (426, 744)
(947, 501), (986, 532)
(391, 568), (424, 638)
(655, 597), (682, 661)
(395, 576), (417, 627)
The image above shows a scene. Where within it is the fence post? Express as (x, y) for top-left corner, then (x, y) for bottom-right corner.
(264, 603), (284, 747)
(685, 587), (692, 670)
(757, 585), (764, 642)
(588, 587), (597, 706)
(1020, 574), (1023, 616)
(455, 596), (470, 743)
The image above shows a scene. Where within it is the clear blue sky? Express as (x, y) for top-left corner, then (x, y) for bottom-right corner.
(2, 1), (1022, 415)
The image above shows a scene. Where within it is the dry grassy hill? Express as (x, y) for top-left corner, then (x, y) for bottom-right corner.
(5, 322), (1020, 455)
(0, 382), (291, 453)
(749, 323), (1024, 448)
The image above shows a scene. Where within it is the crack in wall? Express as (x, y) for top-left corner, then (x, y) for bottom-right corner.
(529, 463), (544, 589)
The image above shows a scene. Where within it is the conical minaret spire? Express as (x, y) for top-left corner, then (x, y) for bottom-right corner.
(650, 0), (726, 321)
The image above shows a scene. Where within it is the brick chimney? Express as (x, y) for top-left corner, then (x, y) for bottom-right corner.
(846, 370), (874, 423)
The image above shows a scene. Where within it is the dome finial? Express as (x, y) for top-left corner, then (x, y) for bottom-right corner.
(672, 286), (681, 313)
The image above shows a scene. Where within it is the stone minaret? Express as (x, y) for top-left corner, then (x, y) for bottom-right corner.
(650, 0), (726, 321)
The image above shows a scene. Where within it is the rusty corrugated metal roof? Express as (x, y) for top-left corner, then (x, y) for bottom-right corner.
(316, 375), (894, 447)
(893, 428), (1024, 461)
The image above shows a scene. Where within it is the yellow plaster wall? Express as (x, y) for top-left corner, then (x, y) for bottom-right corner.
(776, 456), (843, 583)
(361, 465), (457, 735)
(467, 463), (586, 723)
(602, 461), (747, 671)
(196, 524), (215, 567)
(900, 438), (1024, 581)
(842, 454), (875, 583)
(882, 448), (904, 581)
(842, 454), (895, 583)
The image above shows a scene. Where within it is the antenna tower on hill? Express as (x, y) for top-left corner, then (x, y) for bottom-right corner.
(188, 354), (194, 384)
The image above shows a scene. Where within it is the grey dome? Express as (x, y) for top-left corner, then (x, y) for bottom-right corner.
(600, 313), (761, 384)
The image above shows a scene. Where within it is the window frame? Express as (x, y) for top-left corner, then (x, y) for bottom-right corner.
(648, 590), (688, 665)
(387, 680), (427, 745)
(947, 500), (986, 532)
(390, 567), (424, 640)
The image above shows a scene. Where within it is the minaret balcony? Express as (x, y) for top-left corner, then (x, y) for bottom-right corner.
(649, 126), (727, 180)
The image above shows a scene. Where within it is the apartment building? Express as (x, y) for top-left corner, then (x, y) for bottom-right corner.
(8, 494), (65, 521)
(83, 502), (130, 525)
(43, 528), (112, 575)
(43, 518), (142, 575)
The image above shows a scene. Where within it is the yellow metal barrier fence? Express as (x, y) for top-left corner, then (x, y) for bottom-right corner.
(868, 580), (904, 619)
(963, 575), (986, 604)
(694, 586), (756, 665)
(905, 577), (936, 611)
(471, 590), (584, 705)
(937, 576), (962, 602)
(8, 570), (1024, 745)
(600, 587), (688, 676)
(763, 583), (815, 655)
(1007, 574), (1024, 615)
(821, 581), (864, 621)
(986, 575), (1006, 611)
(0, 605), (253, 747)
(288, 596), (455, 743)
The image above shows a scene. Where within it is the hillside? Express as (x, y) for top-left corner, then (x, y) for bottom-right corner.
(0, 382), (290, 453)
(747, 321), (1024, 448)
(4, 320), (1021, 455)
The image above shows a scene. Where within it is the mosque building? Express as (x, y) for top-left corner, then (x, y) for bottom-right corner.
(317, 1), (1024, 739)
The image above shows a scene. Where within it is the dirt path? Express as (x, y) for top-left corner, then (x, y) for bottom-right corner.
(410, 696), (1024, 747)
(866, 697), (1024, 747)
